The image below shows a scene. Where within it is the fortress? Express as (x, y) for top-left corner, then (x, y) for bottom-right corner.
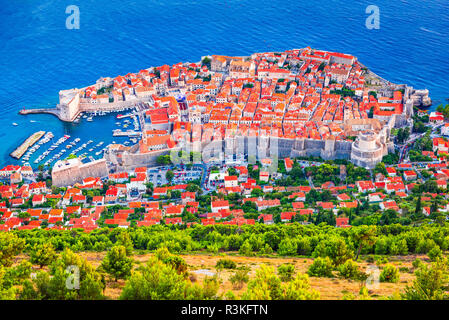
(105, 117), (394, 171)
(52, 157), (109, 187)
(57, 88), (146, 121)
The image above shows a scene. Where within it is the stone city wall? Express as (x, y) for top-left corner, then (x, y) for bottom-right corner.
(109, 133), (383, 172)
(52, 159), (109, 187)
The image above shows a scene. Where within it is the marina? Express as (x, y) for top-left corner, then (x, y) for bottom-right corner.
(10, 108), (142, 168)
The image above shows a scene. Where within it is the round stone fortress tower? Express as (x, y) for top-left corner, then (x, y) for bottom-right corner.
(350, 130), (385, 169)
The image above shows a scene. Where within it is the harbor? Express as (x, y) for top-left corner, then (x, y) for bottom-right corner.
(10, 131), (45, 159)
(8, 107), (143, 168)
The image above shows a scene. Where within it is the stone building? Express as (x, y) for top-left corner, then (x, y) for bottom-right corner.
(58, 89), (81, 122)
(52, 158), (109, 187)
(350, 130), (387, 169)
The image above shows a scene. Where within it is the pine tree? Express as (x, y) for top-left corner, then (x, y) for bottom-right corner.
(415, 194), (422, 215)
(101, 246), (133, 282)
(29, 243), (57, 268)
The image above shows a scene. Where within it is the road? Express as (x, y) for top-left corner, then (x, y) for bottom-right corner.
(398, 123), (444, 163)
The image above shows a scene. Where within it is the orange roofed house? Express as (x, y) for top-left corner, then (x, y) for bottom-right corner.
(139, 135), (176, 153)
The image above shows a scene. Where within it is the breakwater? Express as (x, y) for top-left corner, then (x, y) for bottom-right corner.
(10, 131), (45, 159)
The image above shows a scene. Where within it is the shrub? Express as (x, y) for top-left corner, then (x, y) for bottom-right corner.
(376, 256), (388, 266)
(412, 258), (423, 269)
(416, 238), (437, 254)
(101, 245), (133, 281)
(313, 237), (353, 266)
(307, 257), (334, 278)
(260, 243), (273, 255)
(0, 233), (25, 267)
(242, 264), (319, 300)
(428, 246), (442, 262)
(297, 237), (312, 256)
(163, 255), (188, 275)
(389, 239), (408, 255)
(29, 243), (57, 268)
(278, 238), (298, 256)
(239, 240), (253, 256)
(338, 259), (360, 279)
(224, 290), (237, 300)
(379, 264), (399, 283)
(402, 260), (449, 300)
(216, 258), (237, 270)
(374, 238), (389, 255)
(229, 268), (250, 290)
(277, 263), (295, 282)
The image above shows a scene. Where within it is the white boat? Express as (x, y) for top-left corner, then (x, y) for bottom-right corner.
(12, 123), (18, 126)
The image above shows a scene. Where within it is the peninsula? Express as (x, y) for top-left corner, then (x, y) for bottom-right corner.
(19, 47), (431, 185)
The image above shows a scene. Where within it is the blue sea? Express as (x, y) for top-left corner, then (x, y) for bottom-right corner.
(1, 0), (448, 167)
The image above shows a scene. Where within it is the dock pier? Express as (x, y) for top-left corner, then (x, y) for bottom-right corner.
(19, 107), (62, 119)
(10, 131), (46, 159)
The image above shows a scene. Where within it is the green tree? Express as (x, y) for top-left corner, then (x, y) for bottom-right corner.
(428, 246), (442, 262)
(278, 238), (298, 256)
(402, 260), (449, 300)
(101, 245), (133, 281)
(307, 257), (334, 278)
(350, 225), (377, 260)
(19, 279), (40, 300)
(116, 232), (134, 256)
(242, 264), (319, 300)
(229, 268), (250, 290)
(201, 56), (211, 68)
(166, 170), (175, 183)
(373, 162), (388, 176)
(277, 264), (296, 282)
(313, 237), (353, 266)
(0, 233), (25, 267)
(242, 264), (282, 299)
(216, 258), (237, 270)
(415, 195), (422, 215)
(120, 257), (186, 300)
(239, 240), (253, 256)
(32, 249), (105, 300)
(29, 243), (57, 268)
(379, 264), (399, 283)
(0, 266), (16, 300)
(282, 273), (320, 300)
(338, 259), (361, 279)
(380, 209), (399, 225)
